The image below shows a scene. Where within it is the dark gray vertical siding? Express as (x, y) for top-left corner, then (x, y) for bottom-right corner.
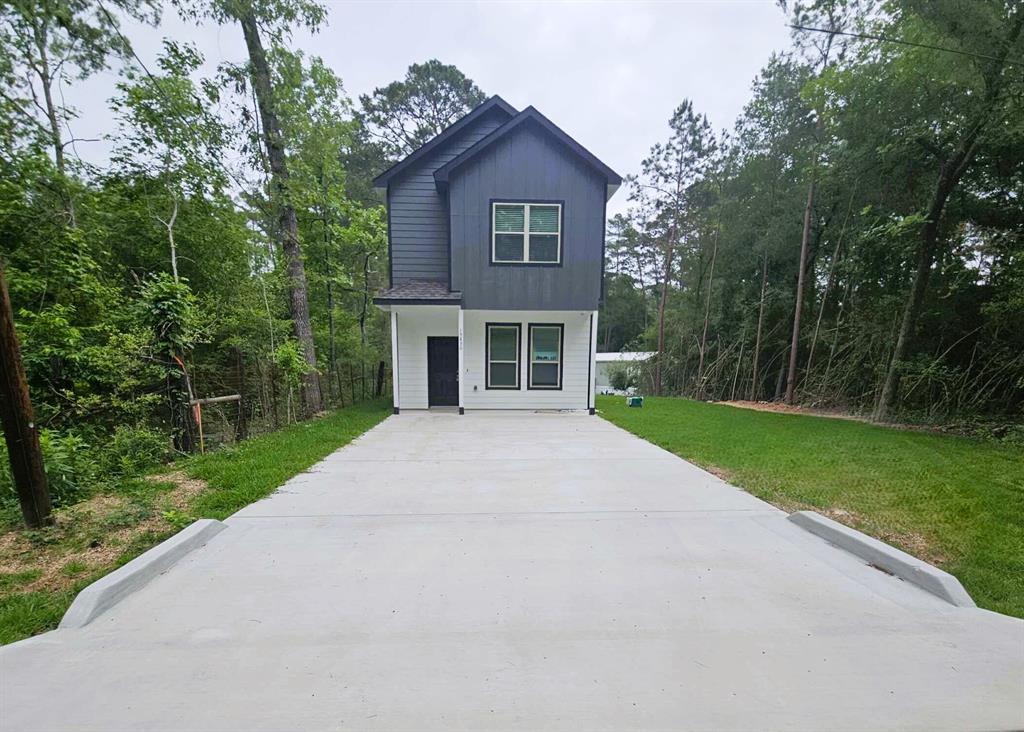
(388, 117), (504, 284)
(449, 126), (606, 311)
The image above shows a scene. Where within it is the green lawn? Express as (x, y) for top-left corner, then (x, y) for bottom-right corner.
(187, 398), (391, 520)
(597, 395), (1024, 618)
(0, 399), (391, 645)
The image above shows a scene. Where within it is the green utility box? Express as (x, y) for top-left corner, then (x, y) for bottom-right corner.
(627, 396), (644, 408)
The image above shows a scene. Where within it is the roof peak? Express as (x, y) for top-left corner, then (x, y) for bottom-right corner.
(372, 96), (517, 189)
(433, 106), (622, 199)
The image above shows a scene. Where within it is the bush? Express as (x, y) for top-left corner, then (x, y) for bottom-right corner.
(0, 424), (170, 511)
(102, 425), (169, 477)
(608, 364), (636, 392)
(37, 430), (101, 507)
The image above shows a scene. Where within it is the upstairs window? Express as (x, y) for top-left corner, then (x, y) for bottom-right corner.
(528, 324), (563, 389)
(492, 202), (562, 264)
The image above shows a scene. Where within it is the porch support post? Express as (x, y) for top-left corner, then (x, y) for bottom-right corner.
(588, 310), (599, 415)
(457, 308), (465, 415)
(390, 310), (400, 414)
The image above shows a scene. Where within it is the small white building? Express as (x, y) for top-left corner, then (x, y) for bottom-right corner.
(595, 352), (655, 394)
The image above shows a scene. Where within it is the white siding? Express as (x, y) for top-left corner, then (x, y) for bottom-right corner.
(462, 310), (593, 410)
(393, 306), (458, 410)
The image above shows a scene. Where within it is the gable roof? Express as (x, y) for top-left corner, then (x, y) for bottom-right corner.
(433, 106), (622, 200)
(372, 96), (518, 190)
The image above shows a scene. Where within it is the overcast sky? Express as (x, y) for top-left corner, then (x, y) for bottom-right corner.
(65, 0), (793, 216)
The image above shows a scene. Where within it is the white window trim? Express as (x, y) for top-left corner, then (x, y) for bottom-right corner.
(491, 202), (562, 264)
(528, 324), (563, 390)
(486, 323), (521, 390)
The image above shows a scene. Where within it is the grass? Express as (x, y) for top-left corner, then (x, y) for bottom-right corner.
(597, 395), (1024, 619)
(0, 399), (391, 645)
(186, 399), (391, 520)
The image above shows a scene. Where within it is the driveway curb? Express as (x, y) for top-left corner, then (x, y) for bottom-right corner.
(788, 511), (975, 608)
(59, 519), (228, 629)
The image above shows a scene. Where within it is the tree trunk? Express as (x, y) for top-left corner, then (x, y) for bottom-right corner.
(234, 347), (248, 442)
(238, 8), (322, 417)
(169, 355), (195, 453)
(774, 351), (787, 401)
(806, 191), (854, 388)
(823, 278), (852, 396)
(163, 194), (180, 282)
(359, 252), (371, 400)
(31, 19), (63, 174)
(0, 268), (53, 528)
(654, 239), (674, 396)
(874, 12), (1023, 421)
(696, 220), (719, 399)
(749, 253), (768, 400)
(320, 178), (337, 403)
(731, 327), (746, 401)
(785, 179), (815, 404)
(30, 16), (76, 225)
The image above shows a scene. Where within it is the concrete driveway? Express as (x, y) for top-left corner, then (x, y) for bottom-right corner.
(2, 412), (1022, 731)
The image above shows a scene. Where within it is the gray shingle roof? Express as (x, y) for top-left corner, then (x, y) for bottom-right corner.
(373, 280), (461, 303)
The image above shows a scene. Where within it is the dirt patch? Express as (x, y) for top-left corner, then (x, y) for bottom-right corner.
(715, 401), (941, 436)
(820, 507), (947, 566)
(705, 465), (735, 483)
(0, 471), (210, 595)
(148, 470), (208, 508)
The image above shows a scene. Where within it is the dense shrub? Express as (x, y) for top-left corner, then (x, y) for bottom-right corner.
(0, 425), (171, 510)
(609, 364), (637, 392)
(102, 425), (171, 477)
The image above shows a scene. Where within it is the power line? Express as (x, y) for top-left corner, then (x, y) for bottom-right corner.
(791, 24), (1024, 68)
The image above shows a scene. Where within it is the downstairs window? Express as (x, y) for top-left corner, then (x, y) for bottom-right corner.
(528, 324), (563, 389)
(486, 323), (521, 389)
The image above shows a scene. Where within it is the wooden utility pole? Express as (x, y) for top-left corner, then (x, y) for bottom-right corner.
(0, 267), (52, 528)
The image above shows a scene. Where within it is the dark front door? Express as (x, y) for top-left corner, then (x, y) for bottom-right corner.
(427, 337), (459, 407)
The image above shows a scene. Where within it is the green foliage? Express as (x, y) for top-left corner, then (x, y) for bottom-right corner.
(273, 339), (311, 389)
(608, 365), (637, 392)
(102, 425), (170, 477)
(0, 0), (160, 161)
(598, 395), (1024, 618)
(358, 59), (487, 159)
(161, 508), (193, 532)
(59, 560), (88, 578)
(0, 588), (76, 645)
(0, 569), (41, 590)
(0, 424), (168, 510)
(35, 430), (100, 507)
(599, 272), (648, 352)
(137, 273), (201, 355)
(606, 0), (1023, 418)
(187, 399), (390, 520)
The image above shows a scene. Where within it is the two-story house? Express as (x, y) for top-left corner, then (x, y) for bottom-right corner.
(373, 96), (621, 414)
